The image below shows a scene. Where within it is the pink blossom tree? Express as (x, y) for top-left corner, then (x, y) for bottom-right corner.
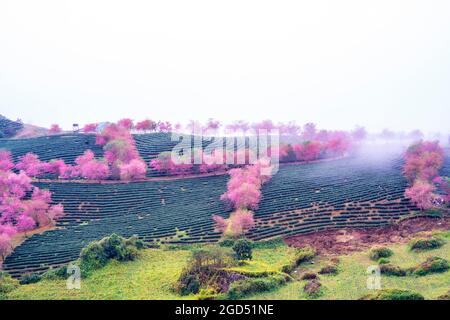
(135, 119), (156, 132)
(15, 153), (47, 177)
(49, 124), (62, 134)
(213, 209), (255, 238)
(119, 159), (147, 181)
(117, 118), (134, 130)
(0, 150), (14, 172)
(405, 180), (437, 210)
(83, 123), (98, 133)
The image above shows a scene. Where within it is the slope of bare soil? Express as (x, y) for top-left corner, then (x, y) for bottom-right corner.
(284, 216), (450, 255)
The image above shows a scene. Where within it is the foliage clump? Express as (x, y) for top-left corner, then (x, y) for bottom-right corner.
(175, 246), (241, 296)
(409, 237), (446, 251)
(379, 264), (408, 277)
(369, 247), (393, 261)
(79, 233), (144, 277)
(303, 279), (323, 298)
(232, 239), (253, 261)
(281, 246), (316, 274)
(412, 256), (449, 276)
(360, 289), (424, 300)
(227, 274), (288, 300)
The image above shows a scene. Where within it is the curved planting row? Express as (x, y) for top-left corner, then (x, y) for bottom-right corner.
(0, 134), (103, 165)
(3, 151), (445, 276)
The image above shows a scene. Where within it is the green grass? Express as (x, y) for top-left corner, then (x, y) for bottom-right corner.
(246, 239), (450, 300)
(6, 234), (450, 300)
(8, 249), (192, 300)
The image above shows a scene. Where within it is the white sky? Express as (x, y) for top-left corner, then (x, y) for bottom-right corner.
(0, 0), (449, 134)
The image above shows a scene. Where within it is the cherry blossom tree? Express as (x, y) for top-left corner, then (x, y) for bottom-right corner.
(83, 123), (98, 133)
(0, 150), (14, 171)
(49, 124), (62, 134)
(135, 119), (156, 132)
(15, 153), (47, 177)
(119, 159), (147, 181)
(117, 118), (134, 130)
(213, 209), (255, 238)
(405, 180), (437, 210)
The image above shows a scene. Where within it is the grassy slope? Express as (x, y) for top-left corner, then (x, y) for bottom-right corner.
(7, 233), (450, 300)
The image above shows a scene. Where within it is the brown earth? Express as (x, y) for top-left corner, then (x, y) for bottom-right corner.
(284, 216), (450, 255)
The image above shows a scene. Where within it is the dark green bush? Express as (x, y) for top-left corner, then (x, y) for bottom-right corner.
(300, 272), (318, 280)
(232, 239), (253, 261)
(218, 239), (235, 248)
(227, 274), (287, 299)
(319, 265), (338, 275)
(19, 273), (42, 285)
(42, 266), (68, 280)
(360, 289), (424, 300)
(369, 247), (393, 261)
(379, 264), (407, 277)
(413, 257), (449, 276)
(79, 233), (143, 277)
(303, 279), (323, 298)
(0, 272), (19, 300)
(409, 237), (446, 251)
(178, 273), (201, 296)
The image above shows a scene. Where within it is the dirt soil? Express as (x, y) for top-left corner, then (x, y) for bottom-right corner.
(284, 217), (450, 255)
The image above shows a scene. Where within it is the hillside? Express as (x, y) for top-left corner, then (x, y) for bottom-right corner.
(4, 151), (441, 277)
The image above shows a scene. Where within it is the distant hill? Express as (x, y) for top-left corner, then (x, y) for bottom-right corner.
(0, 114), (24, 138)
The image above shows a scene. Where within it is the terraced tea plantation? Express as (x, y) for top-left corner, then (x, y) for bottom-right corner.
(4, 150), (444, 277)
(0, 134), (103, 164)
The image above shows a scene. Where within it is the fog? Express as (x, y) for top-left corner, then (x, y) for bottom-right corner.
(1, 0), (450, 135)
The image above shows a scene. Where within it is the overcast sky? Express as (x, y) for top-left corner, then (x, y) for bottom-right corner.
(0, 0), (449, 134)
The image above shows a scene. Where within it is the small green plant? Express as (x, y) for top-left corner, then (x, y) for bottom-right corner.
(360, 289), (424, 300)
(319, 265), (338, 275)
(79, 233), (144, 277)
(409, 237), (446, 251)
(227, 274), (287, 299)
(379, 264), (407, 277)
(19, 273), (42, 285)
(0, 271), (19, 300)
(218, 238), (235, 247)
(232, 239), (253, 261)
(378, 258), (390, 264)
(369, 247), (393, 261)
(42, 266), (68, 280)
(178, 273), (201, 296)
(412, 256), (449, 276)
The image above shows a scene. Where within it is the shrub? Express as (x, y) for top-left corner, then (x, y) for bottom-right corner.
(379, 264), (408, 277)
(378, 258), (390, 265)
(300, 272), (318, 280)
(360, 289), (424, 300)
(19, 273), (42, 285)
(319, 265), (338, 275)
(218, 239), (235, 248)
(369, 247), (393, 261)
(281, 246), (316, 274)
(304, 279), (323, 298)
(79, 233), (143, 277)
(42, 266), (68, 280)
(227, 274), (287, 299)
(0, 271), (19, 300)
(232, 239), (253, 260)
(178, 273), (201, 296)
(413, 257), (450, 276)
(409, 237), (446, 251)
